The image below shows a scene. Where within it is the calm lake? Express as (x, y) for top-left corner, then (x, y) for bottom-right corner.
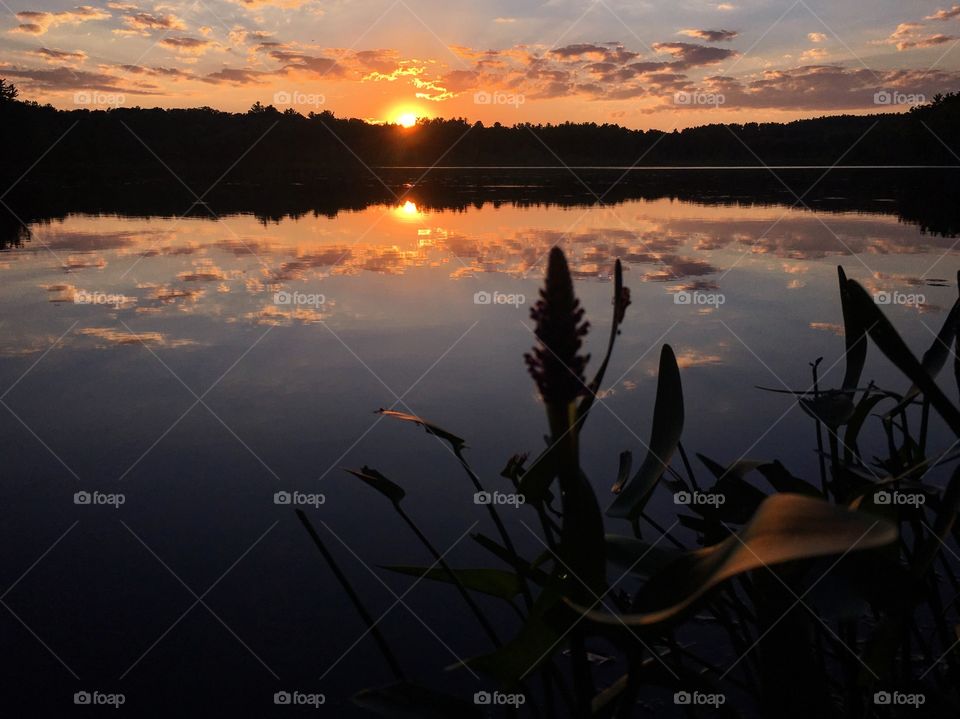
(2, 169), (959, 716)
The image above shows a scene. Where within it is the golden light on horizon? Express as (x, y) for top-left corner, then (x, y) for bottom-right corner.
(393, 200), (424, 221)
(395, 112), (418, 128)
(388, 104), (425, 128)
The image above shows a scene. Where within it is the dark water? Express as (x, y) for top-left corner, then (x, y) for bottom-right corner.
(1, 169), (958, 716)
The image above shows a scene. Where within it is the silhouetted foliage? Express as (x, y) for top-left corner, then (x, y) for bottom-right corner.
(0, 78), (17, 104)
(1, 91), (960, 192)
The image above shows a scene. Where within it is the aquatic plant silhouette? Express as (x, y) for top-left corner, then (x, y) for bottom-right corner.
(299, 249), (960, 718)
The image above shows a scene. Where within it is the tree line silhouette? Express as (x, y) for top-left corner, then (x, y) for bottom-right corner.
(1, 81), (959, 189)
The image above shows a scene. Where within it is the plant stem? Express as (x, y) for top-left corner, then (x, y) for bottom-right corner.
(394, 504), (502, 647)
(810, 358), (829, 498)
(454, 447), (534, 610)
(296, 510), (405, 681)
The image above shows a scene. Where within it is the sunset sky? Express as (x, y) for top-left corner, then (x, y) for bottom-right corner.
(2, 0), (960, 129)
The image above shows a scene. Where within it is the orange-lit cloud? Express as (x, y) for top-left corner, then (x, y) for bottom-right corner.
(12, 5), (110, 35)
(927, 5), (960, 21)
(116, 12), (187, 36)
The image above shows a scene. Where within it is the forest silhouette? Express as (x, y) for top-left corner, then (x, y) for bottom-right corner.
(2, 83), (960, 189)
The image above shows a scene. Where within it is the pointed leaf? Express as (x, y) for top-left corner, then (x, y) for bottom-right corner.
(886, 296), (960, 416)
(610, 450), (632, 494)
(756, 460), (820, 496)
(844, 279), (960, 436)
(838, 266), (868, 392)
(346, 466), (406, 504)
(607, 345), (684, 519)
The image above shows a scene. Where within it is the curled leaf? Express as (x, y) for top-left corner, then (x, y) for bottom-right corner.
(575, 493), (896, 627)
(377, 409), (466, 451)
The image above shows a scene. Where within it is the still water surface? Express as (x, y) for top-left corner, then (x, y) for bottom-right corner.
(1, 178), (958, 715)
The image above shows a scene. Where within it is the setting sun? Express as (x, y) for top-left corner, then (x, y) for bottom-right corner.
(395, 112), (418, 128)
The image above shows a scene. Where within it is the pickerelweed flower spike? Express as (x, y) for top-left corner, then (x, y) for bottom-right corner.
(525, 248), (590, 405)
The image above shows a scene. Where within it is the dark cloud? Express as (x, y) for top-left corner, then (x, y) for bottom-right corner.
(651, 42), (738, 69)
(679, 28), (739, 42)
(0, 65), (146, 93)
